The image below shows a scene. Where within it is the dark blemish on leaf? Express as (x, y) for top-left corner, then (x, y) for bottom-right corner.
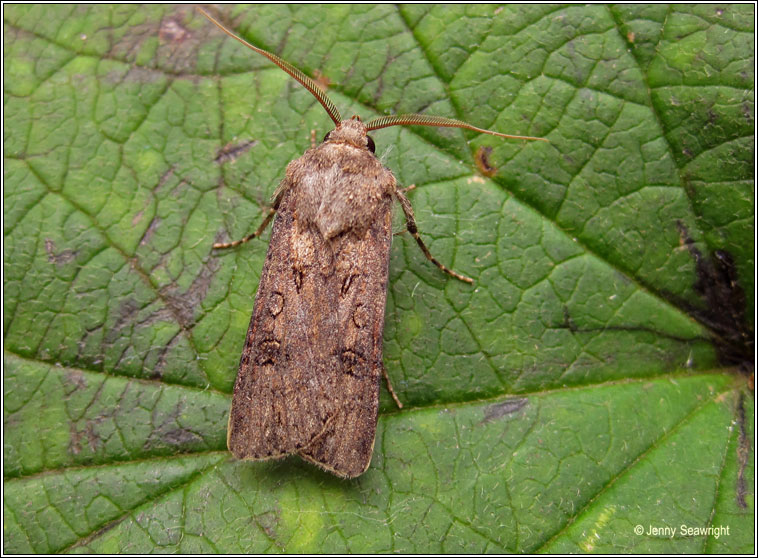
(139, 216), (161, 247)
(215, 140), (258, 164)
(132, 209), (145, 227)
(69, 423), (83, 455)
(85, 421), (100, 452)
(474, 146), (498, 177)
(149, 330), (182, 380)
(480, 398), (528, 424)
(676, 222), (754, 508)
(63, 369), (88, 393)
(105, 299), (140, 345)
(312, 69), (331, 92)
(145, 398), (203, 450)
(170, 179), (190, 199)
(159, 427), (203, 446)
(109, 8), (201, 74)
(159, 17), (190, 43)
(69, 417), (105, 456)
(676, 222), (753, 372)
(72, 514), (125, 550)
(44, 238), (76, 266)
(253, 509), (283, 548)
(125, 67), (167, 86)
(160, 258), (221, 329)
(156, 166), (176, 193)
(742, 101), (753, 123)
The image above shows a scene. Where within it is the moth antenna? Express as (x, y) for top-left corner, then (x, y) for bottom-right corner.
(365, 114), (548, 142)
(198, 7), (342, 126)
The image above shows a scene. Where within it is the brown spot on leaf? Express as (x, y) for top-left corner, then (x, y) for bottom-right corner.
(145, 398), (203, 450)
(480, 398), (528, 424)
(159, 17), (189, 43)
(69, 423), (83, 455)
(156, 166), (175, 193)
(139, 216), (161, 247)
(149, 330), (182, 380)
(105, 299), (140, 345)
(254, 509), (282, 547)
(45, 238), (76, 266)
(63, 369), (88, 393)
(312, 69), (331, 92)
(108, 7), (205, 74)
(215, 140), (257, 164)
(132, 209), (145, 227)
(474, 146), (498, 177)
(160, 258), (221, 329)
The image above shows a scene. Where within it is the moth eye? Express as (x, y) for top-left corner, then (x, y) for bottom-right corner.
(323, 132), (331, 143)
(366, 135), (375, 153)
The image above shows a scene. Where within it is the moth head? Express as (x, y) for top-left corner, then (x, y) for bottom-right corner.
(323, 116), (376, 153)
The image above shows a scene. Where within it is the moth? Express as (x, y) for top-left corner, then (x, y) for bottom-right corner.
(199, 8), (546, 478)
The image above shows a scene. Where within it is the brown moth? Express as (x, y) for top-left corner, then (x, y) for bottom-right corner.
(199, 8), (546, 478)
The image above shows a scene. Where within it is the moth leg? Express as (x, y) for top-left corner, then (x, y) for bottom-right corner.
(392, 185), (415, 235)
(382, 364), (403, 409)
(394, 188), (474, 284)
(213, 206), (276, 249)
(310, 129), (317, 149)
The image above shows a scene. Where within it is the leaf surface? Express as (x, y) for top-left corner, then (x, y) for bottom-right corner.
(4, 4), (753, 553)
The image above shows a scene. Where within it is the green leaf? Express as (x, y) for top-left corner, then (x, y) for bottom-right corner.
(4, 4), (753, 553)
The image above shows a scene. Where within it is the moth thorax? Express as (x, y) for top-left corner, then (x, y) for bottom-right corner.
(326, 118), (369, 150)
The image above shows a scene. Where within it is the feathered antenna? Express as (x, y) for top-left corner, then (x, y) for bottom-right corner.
(198, 8), (546, 143)
(366, 114), (548, 142)
(198, 7), (342, 126)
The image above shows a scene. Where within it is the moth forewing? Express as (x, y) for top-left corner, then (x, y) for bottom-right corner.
(227, 120), (394, 478)
(199, 8), (546, 478)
